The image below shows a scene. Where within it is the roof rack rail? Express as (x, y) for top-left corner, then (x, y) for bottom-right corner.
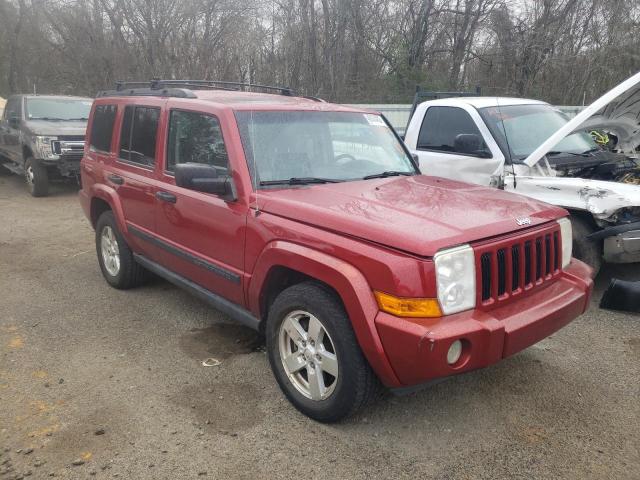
(96, 87), (198, 99)
(111, 79), (295, 96)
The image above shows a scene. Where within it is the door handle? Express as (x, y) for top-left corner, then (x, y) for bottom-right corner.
(156, 191), (177, 203)
(107, 174), (124, 185)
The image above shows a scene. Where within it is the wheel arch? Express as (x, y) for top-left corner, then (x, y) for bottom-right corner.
(87, 185), (127, 234)
(249, 241), (401, 387)
(22, 144), (33, 163)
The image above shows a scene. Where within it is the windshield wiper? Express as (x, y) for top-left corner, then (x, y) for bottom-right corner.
(547, 150), (592, 157)
(67, 117), (88, 121)
(30, 117), (66, 121)
(362, 171), (413, 180)
(259, 177), (343, 186)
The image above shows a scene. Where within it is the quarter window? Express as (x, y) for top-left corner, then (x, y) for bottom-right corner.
(89, 105), (117, 153)
(166, 110), (229, 174)
(417, 106), (487, 154)
(118, 105), (159, 167)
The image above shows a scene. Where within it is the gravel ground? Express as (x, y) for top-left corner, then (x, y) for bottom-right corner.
(0, 170), (638, 480)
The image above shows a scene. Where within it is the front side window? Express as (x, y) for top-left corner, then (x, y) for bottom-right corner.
(89, 105), (117, 153)
(166, 110), (229, 174)
(25, 97), (91, 121)
(235, 111), (415, 186)
(417, 106), (487, 154)
(118, 105), (159, 167)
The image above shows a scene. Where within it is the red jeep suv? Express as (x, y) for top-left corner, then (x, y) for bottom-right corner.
(79, 80), (593, 422)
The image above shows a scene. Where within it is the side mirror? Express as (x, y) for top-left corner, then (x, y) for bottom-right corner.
(9, 114), (20, 128)
(174, 163), (235, 200)
(454, 133), (491, 158)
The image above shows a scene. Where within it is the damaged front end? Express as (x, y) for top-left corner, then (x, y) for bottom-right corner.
(547, 151), (640, 185)
(513, 71), (640, 265)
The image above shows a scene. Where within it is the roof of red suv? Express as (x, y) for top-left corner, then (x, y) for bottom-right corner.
(197, 91), (368, 112)
(99, 88), (370, 113)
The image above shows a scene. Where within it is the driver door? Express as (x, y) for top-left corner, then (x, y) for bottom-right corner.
(0, 96), (22, 163)
(409, 105), (505, 186)
(154, 106), (246, 306)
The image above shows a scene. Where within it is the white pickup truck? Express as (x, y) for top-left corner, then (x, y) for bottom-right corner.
(403, 79), (640, 274)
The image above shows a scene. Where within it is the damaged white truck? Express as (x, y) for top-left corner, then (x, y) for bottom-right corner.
(404, 73), (640, 274)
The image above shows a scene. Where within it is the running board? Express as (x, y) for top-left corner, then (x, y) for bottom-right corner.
(1, 162), (24, 175)
(133, 254), (260, 331)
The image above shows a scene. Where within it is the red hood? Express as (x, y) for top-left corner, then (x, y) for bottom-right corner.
(257, 176), (566, 257)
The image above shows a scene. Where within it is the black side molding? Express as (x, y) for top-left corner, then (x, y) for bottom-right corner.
(133, 254), (260, 331)
(128, 225), (241, 284)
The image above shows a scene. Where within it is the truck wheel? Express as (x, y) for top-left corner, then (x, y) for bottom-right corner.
(24, 157), (49, 197)
(95, 211), (147, 289)
(570, 215), (602, 277)
(266, 282), (380, 422)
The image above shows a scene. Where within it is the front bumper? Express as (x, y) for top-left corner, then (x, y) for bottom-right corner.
(41, 156), (82, 177)
(375, 260), (593, 387)
(603, 229), (640, 263)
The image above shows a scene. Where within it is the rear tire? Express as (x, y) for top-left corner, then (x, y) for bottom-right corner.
(25, 157), (49, 197)
(266, 282), (380, 422)
(95, 211), (147, 289)
(570, 215), (602, 277)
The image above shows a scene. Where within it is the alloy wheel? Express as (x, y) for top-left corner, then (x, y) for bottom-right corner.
(278, 310), (339, 401)
(100, 226), (121, 277)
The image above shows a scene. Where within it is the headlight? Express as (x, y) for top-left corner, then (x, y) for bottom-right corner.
(434, 244), (476, 315)
(556, 217), (573, 269)
(33, 136), (58, 159)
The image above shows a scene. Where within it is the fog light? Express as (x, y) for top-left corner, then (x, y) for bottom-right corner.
(447, 340), (463, 365)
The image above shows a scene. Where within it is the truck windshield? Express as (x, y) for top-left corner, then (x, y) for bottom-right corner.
(235, 111), (416, 186)
(479, 104), (599, 161)
(26, 98), (92, 121)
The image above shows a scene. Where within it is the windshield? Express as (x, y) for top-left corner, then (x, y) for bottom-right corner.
(235, 111), (416, 186)
(25, 97), (92, 121)
(479, 104), (599, 161)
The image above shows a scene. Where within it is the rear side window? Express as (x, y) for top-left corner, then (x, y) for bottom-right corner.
(89, 105), (117, 152)
(417, 106), (485, 153)
(118, 105), (160, 167)
(166, 110), (229, 173)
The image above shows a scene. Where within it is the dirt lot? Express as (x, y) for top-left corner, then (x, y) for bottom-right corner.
(0, 171), (638, 480)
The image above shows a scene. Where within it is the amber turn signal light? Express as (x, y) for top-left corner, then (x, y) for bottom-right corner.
(374, 291), (442, 318)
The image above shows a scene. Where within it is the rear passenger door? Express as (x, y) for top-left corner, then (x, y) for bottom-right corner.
(410, 105), (505, 186)
(108, 101), (164, 262)
(154, 107), (246, 306)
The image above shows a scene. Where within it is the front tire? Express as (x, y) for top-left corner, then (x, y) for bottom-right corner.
(570, 215), (602, 277)
(266, 282), (379, 422)
(95, 211), (147, 289)
(24, 157), (49, 197)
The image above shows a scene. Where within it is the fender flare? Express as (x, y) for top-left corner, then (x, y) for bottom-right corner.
(248, 241), (402, 387)
(90, 183), (128, 234)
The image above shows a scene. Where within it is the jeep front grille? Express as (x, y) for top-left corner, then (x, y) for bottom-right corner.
(477, 223), (561, 305)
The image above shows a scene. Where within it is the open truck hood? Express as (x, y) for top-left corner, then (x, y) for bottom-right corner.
(524, 71), (640, 167)
(580, 86), (640, 154)
(258, 175), (566, 257)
